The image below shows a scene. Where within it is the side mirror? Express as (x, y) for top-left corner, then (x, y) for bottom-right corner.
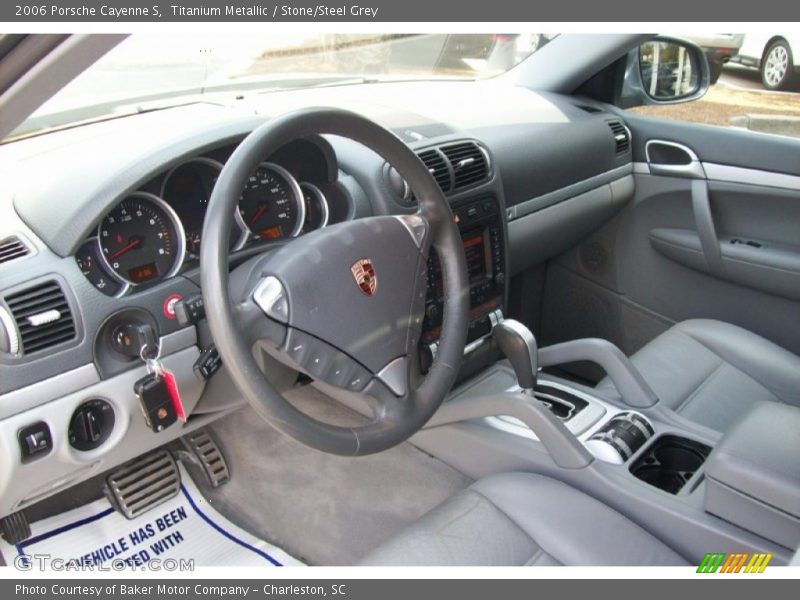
(620, 36), (710, 108)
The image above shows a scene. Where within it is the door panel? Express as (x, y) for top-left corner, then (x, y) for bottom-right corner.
(626, 116), (800, 175)
(541, 116), (800, 380)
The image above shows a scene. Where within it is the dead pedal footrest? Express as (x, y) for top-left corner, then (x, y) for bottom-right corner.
(181, 429), (230, 488)
(106, 450), (181, 519)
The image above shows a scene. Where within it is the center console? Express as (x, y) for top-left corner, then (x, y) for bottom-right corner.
(422, 195), (506, 357)
(414, 315), (797, 563)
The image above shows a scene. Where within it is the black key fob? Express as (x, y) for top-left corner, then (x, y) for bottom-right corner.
(134, 374), (177, 432)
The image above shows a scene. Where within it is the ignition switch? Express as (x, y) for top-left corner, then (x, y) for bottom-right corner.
(111, 322), (158, 358)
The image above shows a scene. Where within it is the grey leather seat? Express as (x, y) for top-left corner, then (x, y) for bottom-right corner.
(598, 319), (800, 433)
(359, 472), (686, 566)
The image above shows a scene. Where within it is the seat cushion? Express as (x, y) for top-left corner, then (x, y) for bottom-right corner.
(597, 319), (800, 432)
(358, 472), (687, 566)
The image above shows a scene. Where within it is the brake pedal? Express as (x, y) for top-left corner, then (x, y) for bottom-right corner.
(106, 450), (180, 519)
(181, 429), (230, 488)
(0, 510), (31, 545)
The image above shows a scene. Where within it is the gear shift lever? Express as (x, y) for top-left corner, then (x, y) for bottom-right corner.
(492, 319), (539, 391)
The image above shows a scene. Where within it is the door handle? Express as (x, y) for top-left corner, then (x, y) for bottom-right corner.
(645, 140), (706, 179)
(691, 178), (725, 275)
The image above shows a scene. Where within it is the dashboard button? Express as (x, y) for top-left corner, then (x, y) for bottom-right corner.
(162, 294), (182, 319)
(18, 422), (52, 463)
(283, 327), (370, 392)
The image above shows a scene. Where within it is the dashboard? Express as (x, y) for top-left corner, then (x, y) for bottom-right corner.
(0, 79), (634, 518)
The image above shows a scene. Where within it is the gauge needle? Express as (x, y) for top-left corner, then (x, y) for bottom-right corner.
(248, 203), (268, 227)
(107, 237), (142, 260)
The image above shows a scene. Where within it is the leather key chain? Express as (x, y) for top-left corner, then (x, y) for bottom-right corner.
(159, 366), (186, 422)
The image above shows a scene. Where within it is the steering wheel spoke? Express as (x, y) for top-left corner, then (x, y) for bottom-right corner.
(234, 293), (287, 348)
(394, 213), (431, 253)
(365, 354), (417, 413)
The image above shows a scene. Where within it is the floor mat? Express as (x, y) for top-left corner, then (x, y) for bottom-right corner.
(0, 464), (303, 568)
(201, 390), (473, 565)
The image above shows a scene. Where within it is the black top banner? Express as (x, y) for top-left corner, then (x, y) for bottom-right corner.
(3, 0), (800, 22)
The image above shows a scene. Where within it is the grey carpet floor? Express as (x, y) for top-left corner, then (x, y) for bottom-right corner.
(193, 384), (472, 565)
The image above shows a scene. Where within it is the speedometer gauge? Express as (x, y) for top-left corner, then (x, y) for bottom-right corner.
(238, 163), (304, 240)
(97, 192), (185, 285)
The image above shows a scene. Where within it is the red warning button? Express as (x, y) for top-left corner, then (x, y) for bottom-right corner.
(163, 294), (182, 319)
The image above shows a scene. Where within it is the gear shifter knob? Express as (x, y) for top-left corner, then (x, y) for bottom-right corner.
(492, 319), (539, 390)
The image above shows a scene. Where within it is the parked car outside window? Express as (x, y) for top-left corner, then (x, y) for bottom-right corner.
(730, 34), (800, 91)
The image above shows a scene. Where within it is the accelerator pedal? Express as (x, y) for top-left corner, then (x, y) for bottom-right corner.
(180, 429), (230, 488)
(0, 510), (31, 545)
(106, 450), (180, 519)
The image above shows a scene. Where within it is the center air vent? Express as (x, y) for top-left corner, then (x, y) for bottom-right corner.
(4, 280), (76, 355)
(441, 141), (489, 191)
(388, 140), (491, 206)
(0, 236), (30, 265)
(608, 120), (631, 155)
(417, 148), (452, 193)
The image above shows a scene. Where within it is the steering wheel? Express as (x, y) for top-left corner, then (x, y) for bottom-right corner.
(201, 108), (469, 456)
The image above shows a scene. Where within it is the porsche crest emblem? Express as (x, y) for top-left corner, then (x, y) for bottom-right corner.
(351, 258), (377, 296)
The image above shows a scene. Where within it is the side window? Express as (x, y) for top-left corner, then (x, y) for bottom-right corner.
(628, 33), (800, 140)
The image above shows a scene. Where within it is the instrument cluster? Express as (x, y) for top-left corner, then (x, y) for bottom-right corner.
(75, 140), (339, 296)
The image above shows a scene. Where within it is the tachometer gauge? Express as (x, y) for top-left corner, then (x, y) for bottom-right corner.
(161, 157), (248, 259)
(238, 163), (304, 240)
(300, 182), (330, 233)
(97, 192), (185, 286)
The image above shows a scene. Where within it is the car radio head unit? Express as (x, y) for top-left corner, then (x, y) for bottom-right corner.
(423, 196), (506, 349)
(463, 230), (493, 283)
(429, 228), (492, 298)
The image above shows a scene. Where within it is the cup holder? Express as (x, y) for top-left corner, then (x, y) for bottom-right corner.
(630, 435), (712, 494)
(654, 446), (705, 472)
(632, 467), (686, 495)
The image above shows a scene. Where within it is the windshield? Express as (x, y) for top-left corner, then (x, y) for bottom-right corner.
(14, 33), (553, 139)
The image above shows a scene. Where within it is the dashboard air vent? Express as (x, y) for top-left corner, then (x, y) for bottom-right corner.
(5, 281), (75, 354)
(0, 236), (30, 265)
(416, 148), (451, 193)
(608, 120), (631, 155)
(441, 142), (489, 191)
